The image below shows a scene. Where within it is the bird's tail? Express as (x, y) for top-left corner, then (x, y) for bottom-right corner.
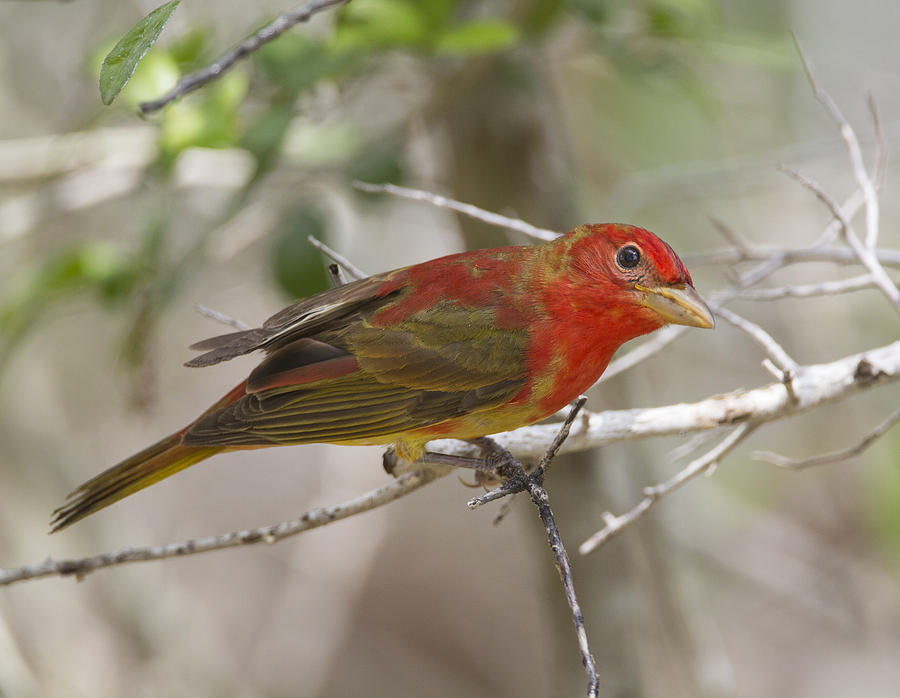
(50, 431), (221, 532)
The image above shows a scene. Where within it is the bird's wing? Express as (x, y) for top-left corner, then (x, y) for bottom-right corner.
(182, 299), (529, 447)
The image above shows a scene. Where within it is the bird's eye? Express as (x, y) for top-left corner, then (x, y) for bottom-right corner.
(616, 245), (641, 269)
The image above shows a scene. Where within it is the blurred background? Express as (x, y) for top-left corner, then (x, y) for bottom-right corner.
(1, 0), (900, 696)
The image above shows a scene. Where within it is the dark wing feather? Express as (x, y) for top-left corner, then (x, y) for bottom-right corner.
(186, 271), (400, 367)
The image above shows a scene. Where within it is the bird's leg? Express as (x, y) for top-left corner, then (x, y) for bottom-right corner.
(382, 447), (493, 476)
(465, 437), (535, 491)
(382, 440), (526, 488)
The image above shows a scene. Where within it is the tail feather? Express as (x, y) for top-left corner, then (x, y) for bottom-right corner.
(50, 432), (221, 532)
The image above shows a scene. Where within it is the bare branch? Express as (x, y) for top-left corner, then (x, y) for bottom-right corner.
(794, 35), (880, 249)
(753, 405), (900, 470)
(424, 340), (899, 461)
(710, 303), (798, 373)
(194, 304), (251, 331)
(139, 0), (351, 114)
(579, 423), (755, 554)
(732, 274), (875, 301)
(352, 181), (559, 242)
(536, 396), (588, 475)
(685, 245), (900, 269)
(462, 435), (599, 696)
(0, 469), (441, 586)
(736, 187), (871, 286)
(467, 397), (588, 510)
(779, 165), (900, 315)
(307, 234), (368, 280)
(599, 325), (689, 383)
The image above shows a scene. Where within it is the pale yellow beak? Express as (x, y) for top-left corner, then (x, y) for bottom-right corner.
(636, 283), (715, 329)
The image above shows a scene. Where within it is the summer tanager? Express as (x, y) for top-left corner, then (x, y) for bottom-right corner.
(51, 223), (713, 531)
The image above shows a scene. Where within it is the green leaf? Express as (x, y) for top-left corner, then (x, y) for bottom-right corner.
(435, 20), (521, 55)
(100, 0), (181, 105)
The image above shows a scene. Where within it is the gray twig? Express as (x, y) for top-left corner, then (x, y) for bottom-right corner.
(754, 405), (900, 470)
(464, 426), (599, 697)
(685, 245), (900, 269)
(307, 234), (368, 280)
(579, 423), (755, 554)
(778, 165), (900, 315)
(732, 274), (875, 301)
(793, 35), (880, 249)
(353, 181), (559, 242)
(139, 0), (350, 114)
(194, 304), (251, 331)
(0, 469), (441, 586)
(709, 303), (799, 373)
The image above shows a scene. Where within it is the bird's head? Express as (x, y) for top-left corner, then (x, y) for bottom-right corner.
(563, 223), (714, 334)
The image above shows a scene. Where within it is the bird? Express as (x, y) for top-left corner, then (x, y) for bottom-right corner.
(50, 223), (713, 531)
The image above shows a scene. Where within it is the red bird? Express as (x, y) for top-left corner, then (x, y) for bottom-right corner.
(51, 223), (713, 530)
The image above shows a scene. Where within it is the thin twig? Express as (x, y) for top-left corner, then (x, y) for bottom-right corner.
(778, 165), (900, 315)
(737, 187), (869, 286)
(709, 303), (799, 373)
(530, 477), (599, 698)
(794, 35), (880, 250)
(536, 397), (588, 475)
(352, 181), (559, 242)
(599, 325), (689, 383)
(579, 423), (755, 554)
(487, 397), (587, 523)
(467, 436), (598, 696)
(467, 398), (587, 509)
(667, 429), (720, 463)
(732, 274), (875, 301)
(307, 234), (368, 280)
(753, 405), (900, 470)
(0, 469), (441, 586)
(685, 245), (900, 269)
(139, 0), (350, 114)
(194, 304), (251, 331)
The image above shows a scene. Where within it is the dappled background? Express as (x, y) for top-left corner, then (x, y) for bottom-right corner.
(2, 0), (900, 696)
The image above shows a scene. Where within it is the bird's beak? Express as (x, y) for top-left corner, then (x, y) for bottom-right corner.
(635, 283), (715, 329)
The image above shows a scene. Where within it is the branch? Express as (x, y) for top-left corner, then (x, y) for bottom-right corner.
(307, 234), (368, 280)
(794, 35), (880, 249)
(778, 165), (900, 315)
(684, 245), (900, 269)
(464, 405), (599, 697)
(467, 397), (588, 509)
(732, 274), (875, 301)
(138, 0), (351, 114)
(753, 405), (900, 470)
(353, 181), (559, 242)
(710, 303), (798, 373)
(579, 423), (755, 554)
(0, 469), (441, 586)
(194, 304), (251, 331)
(425, 340), (899, 461)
